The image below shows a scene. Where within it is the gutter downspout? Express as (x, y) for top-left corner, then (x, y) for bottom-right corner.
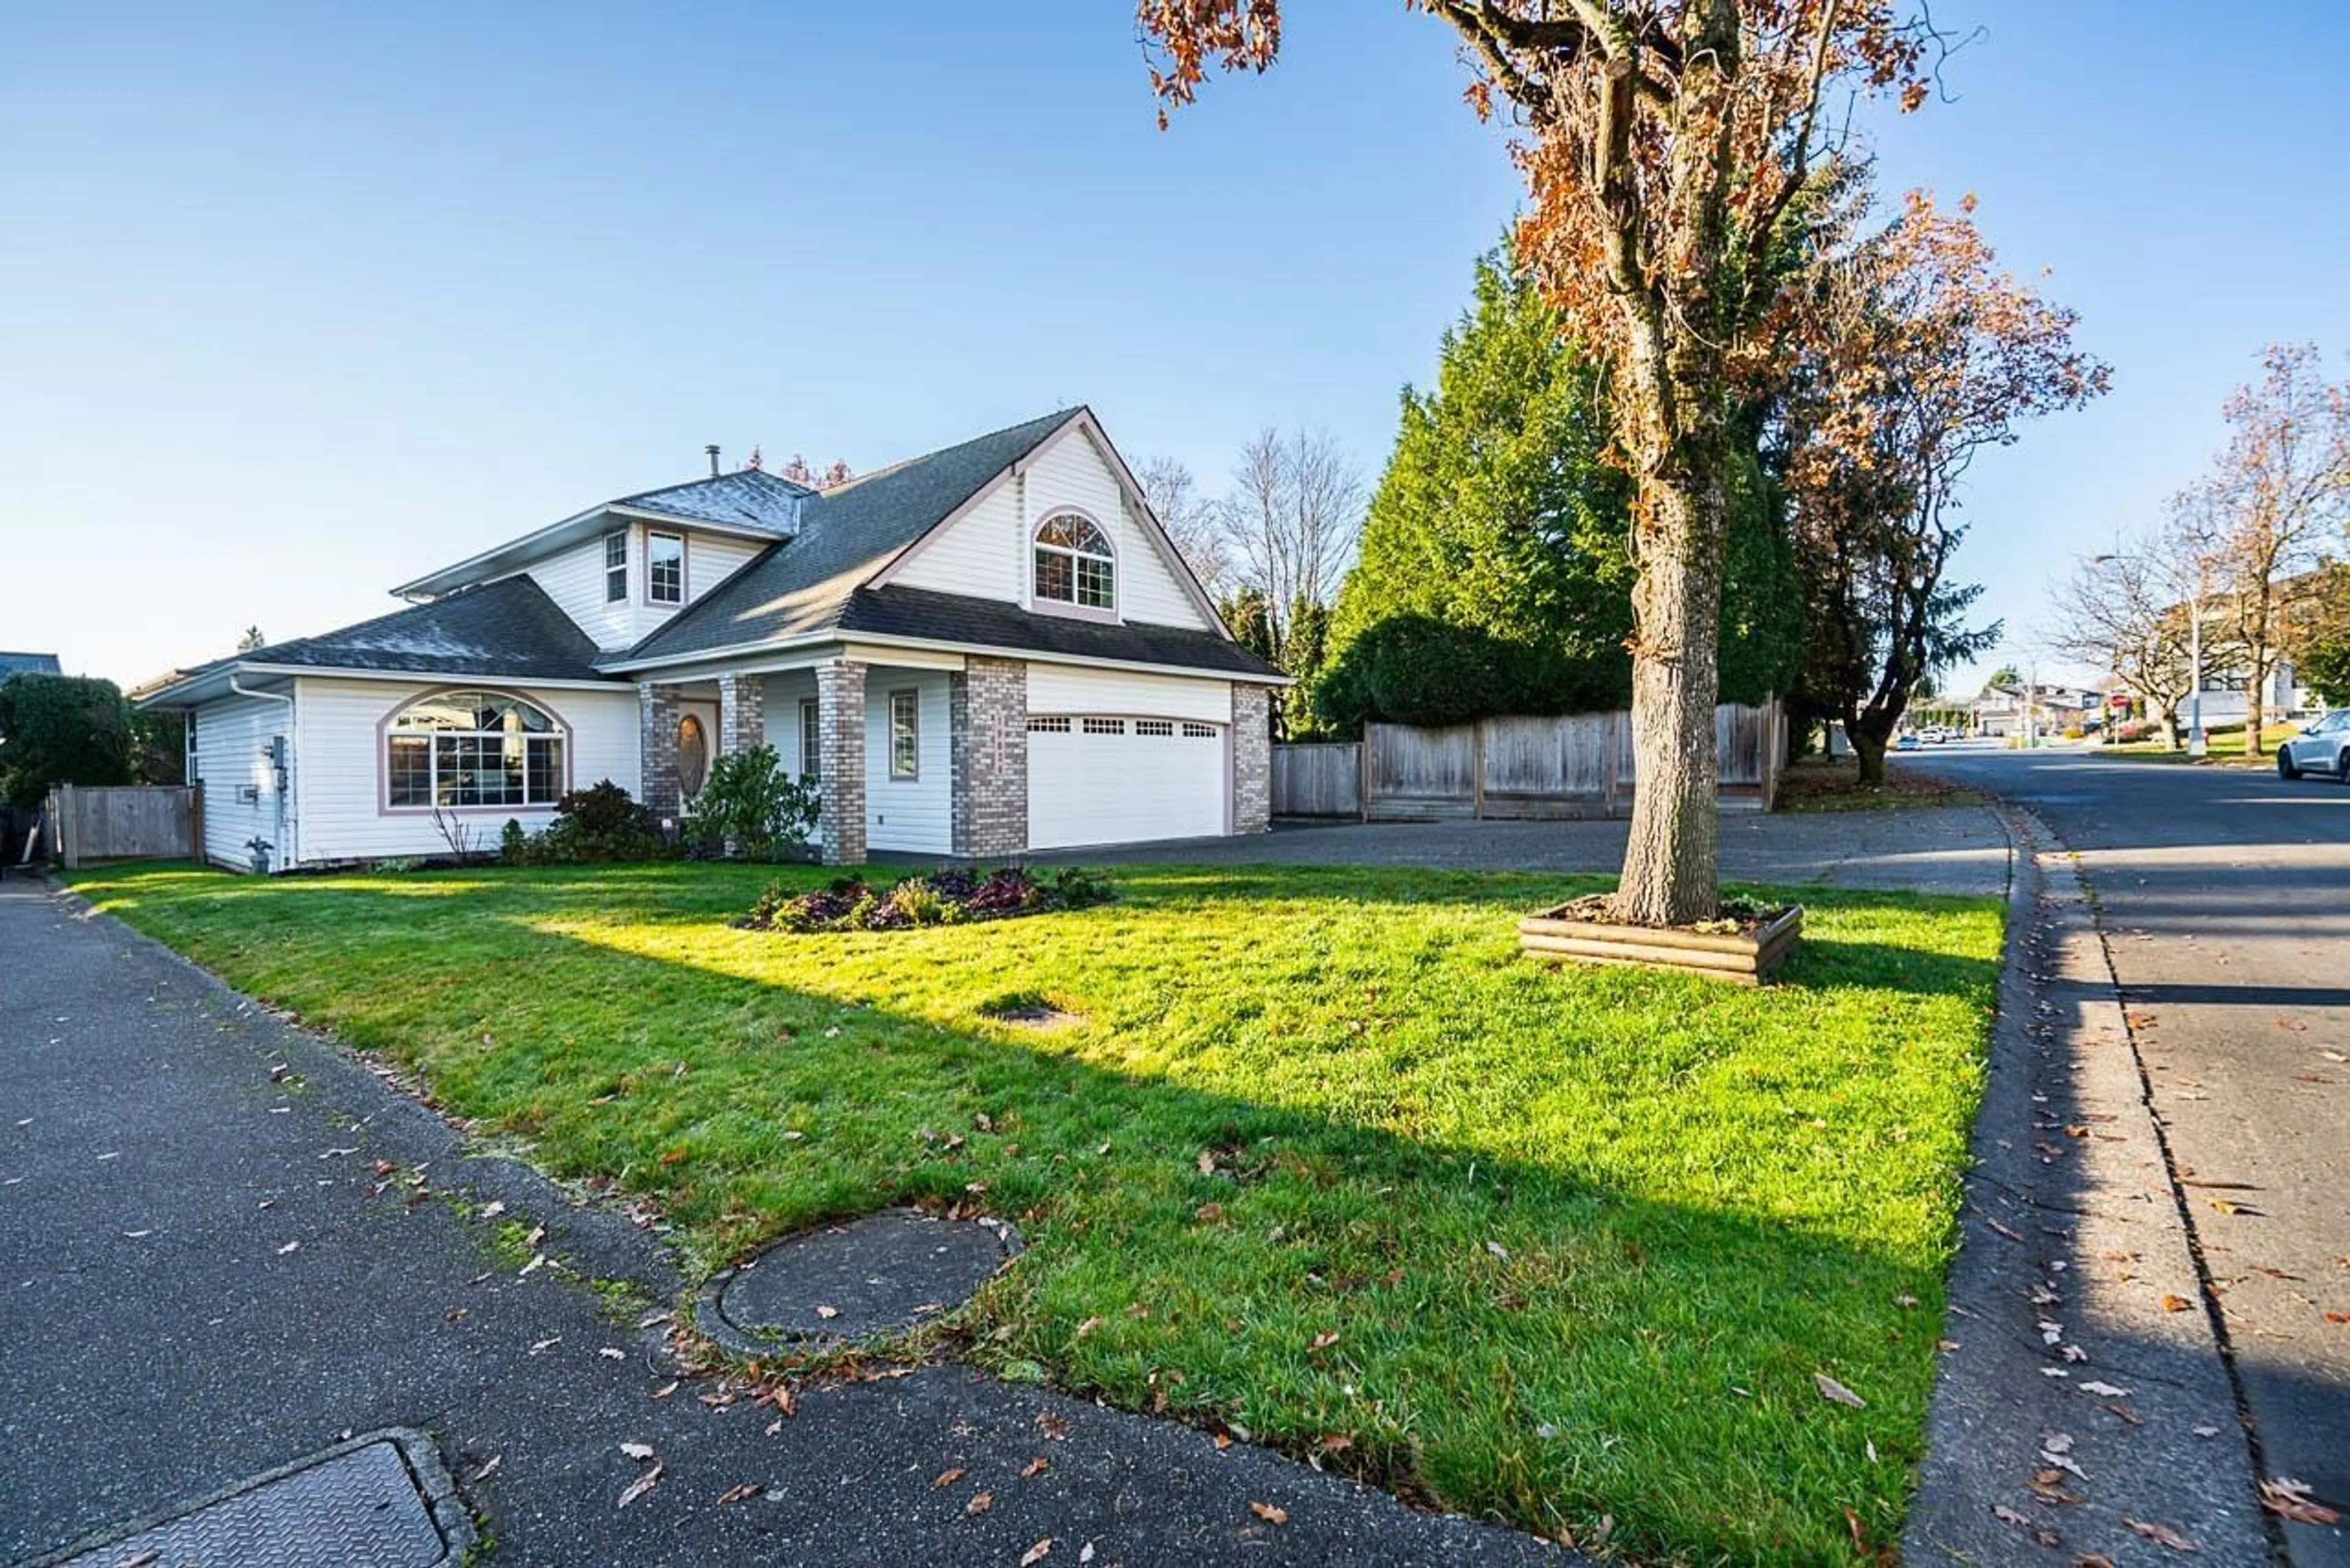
(229, 675), (297, 872)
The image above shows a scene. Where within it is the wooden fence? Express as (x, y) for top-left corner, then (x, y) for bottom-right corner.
(43, 783), (200, 867)
(1272, 701), (1785, 821)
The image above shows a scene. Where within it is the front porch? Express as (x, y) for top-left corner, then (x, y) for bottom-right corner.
(636, 653), (1029, 865)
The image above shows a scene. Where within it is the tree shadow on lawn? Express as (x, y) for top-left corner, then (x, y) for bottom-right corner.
(71, 862), (2000, 1562)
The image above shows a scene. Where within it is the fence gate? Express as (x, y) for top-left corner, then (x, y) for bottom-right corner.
(43, 784), (200, 867)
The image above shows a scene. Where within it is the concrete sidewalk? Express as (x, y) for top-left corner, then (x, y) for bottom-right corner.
(1063, 807), (2009, 898)
(0, 879), (1556, 1567)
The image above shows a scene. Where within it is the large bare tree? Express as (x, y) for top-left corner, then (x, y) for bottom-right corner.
(1215, 426), (1363, 666)
(2173, 343), (2350, 755)
(1141, 1), (1934, 922)
(1136, 454), (1237, 601)
(2043, 522), (2228, 752)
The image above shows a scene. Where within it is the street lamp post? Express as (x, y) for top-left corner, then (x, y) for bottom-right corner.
(2187, 566), (2209, 760)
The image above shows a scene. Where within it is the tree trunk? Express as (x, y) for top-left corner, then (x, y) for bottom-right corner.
(1852, 731), (1889, 786)
(2245, 651), (2268, 756)
(1614, 454), (1725, 927)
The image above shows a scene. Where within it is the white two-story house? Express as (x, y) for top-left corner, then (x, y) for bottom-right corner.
(137, 408), (1283, 871)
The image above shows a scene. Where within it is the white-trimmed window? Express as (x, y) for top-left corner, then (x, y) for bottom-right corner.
(799, 698), (821, 783)
(386, 690), (564, 809)
(889, 689), (920, 779)
(649, 532), (685, 605)
(602, 531), (628, 603)
(1032, 513), (1116, 611)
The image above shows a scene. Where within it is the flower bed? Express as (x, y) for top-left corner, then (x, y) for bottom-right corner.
(1518, 894), (1803, 984)
(738, 865), (1115, 933)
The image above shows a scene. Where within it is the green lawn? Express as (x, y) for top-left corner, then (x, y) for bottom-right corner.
(70, 859), (2001, 1562)
(2104, 720), (2301, 764)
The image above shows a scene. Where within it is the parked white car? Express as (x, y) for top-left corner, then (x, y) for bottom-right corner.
(2277, 710), (2350, 781)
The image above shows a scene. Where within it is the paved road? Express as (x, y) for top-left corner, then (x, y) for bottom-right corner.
(0, 879), (1554, 1567)
(1912, 747), (2350, 1564)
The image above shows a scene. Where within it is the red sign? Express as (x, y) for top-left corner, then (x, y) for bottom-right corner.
(2107, 693), (2132, 708)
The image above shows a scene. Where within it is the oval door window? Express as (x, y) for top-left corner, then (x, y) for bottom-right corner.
(677, 712), (709, 799)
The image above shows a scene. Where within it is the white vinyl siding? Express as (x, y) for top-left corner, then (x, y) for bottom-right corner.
(760, 670), (825, 848)
(889, 423), (1213, 631)
(865, 671), (950, 854)
(292, 676), (639, 864)
(524, 526), (774, 651)
(1025, 665), (1231, 724)
(188, 692), (293, 870)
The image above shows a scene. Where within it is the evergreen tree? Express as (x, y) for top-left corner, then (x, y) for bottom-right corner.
(1316, 246), (1800, 731)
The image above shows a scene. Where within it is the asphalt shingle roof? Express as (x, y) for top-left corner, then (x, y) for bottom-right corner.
(611, 468), (811, 532)
(615, 409), (1084, 665)
(837, 587), (1281, 679)
(234, 577), (605, 683)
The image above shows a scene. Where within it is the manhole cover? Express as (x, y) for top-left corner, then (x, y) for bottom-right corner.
(34, 1428), (471, 1568)
(699, 1208), (1017, 1354)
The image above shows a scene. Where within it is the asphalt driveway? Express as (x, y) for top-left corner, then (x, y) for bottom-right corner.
(0, 878), (1555, 1567)
(1071, 807), (2010, 898)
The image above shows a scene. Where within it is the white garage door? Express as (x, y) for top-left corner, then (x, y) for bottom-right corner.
(1026, 715), (1227, 850)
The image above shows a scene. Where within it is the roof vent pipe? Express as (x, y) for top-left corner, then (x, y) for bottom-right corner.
(706, 444), (721, 477)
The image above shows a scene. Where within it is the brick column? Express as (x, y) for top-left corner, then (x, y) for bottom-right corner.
(638, 683), (684, 819)
(1231, 682), (1272, 835)
(951, 656), (1028, 859)
(717, 673), (765, 756)
(815, 660), (867, 865)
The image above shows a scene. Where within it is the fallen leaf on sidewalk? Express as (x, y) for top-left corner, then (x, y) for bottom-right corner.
(1814, 1373), (1865, 1408)
(275, 1241), (299, 1255)
(1021, 1457), (1050, 1479)
(932, 1468), (965, 1490)
(1986, 1217), (2025, 1242)
(965, 1490), (993, 1515)
(617, 1463), (662, 1508)
(718, 1482), (764, 1505)
(469, 1454), (501, 1484)
(1991, 1504), (2059, 1547)
(619, 1442), (655, 1460)
(1250, 1502), (1289, 1525)
(651, 1380), (680, 1399)
(2160, 1293), (2193, 1312)
(815, 1305), (839, 1320)
(2325, 1310), (2349, 1324)
(1020, 1540), (1054, 1566)
(2122, 1518), (2196, 1551)
(2079, 1381), (2131, 1397)
(2260, 1478), (2340, 1526)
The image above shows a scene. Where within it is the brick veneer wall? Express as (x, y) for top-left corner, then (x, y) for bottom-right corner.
(815, 660), (867, 865)
(1231, 682), (1272, 834)
(717, 673), (765, 756)
(951, 656), (1028, 857)
(638, 684), (684, 819)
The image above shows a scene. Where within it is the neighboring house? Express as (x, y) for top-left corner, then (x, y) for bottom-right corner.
(0, 652), (64, 677)
(136, 408), (1285, 872)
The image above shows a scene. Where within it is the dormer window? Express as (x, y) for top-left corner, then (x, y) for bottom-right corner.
(1032, 513), (1115, 613)
(603, 531), (627, 603)
(649, 532), (684, 605)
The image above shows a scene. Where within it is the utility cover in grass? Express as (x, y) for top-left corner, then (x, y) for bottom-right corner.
(702, 1208), (1016, 1353)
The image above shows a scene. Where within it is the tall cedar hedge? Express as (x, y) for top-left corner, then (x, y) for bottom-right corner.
(0, 673), (139, 807)
(1313, 250), (1803, 731)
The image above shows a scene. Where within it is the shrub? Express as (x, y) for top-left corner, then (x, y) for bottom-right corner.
(0, 673), (138, 808)
(682, 745), (819, 862)
(739, 864), (1114, 933)
(501, 780), (670, 864)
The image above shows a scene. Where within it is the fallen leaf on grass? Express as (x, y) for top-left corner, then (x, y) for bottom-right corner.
(2261, 1477), (2341, 1526)
(1020, 1540), (1053, 1567)
(2123, 1517), (2196, 1551)
(718, 1482), (764, 1504)
(617, 1463), (663, 1509)
(1250, 1502), (1289, 1525)
(1193, 1203), (1223, 1223)
(1814, 1373), (1865, 1409)
(965, 1490), (993, 1515)
(933, 1468), (965, 1489)
(1310, 1331), (1340, 1352)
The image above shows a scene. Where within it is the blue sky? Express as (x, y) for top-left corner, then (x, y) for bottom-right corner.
(5, 2), (2345, 693)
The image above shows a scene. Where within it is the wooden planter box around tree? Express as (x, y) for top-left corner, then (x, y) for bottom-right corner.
(1517, 903), (1804, 985)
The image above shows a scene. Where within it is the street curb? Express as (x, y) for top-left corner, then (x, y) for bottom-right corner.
(1902, 804), (2270, 1563)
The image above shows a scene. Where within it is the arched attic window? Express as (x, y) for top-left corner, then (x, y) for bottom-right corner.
(1032, 512), (1116, 612)
(385, 689), (567, 809)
